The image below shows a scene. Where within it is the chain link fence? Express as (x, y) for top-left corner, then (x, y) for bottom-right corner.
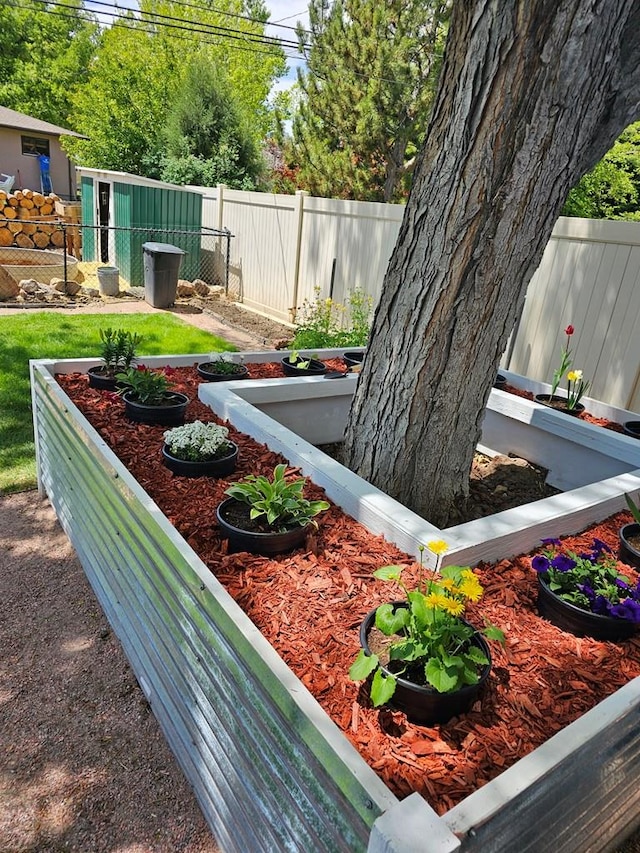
(0, 220), (232, 299)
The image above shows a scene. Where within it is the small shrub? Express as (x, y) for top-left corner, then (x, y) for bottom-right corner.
(292, 286), (373, 350)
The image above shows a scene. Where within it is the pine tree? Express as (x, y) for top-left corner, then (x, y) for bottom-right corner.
(292, 0), (450, 202)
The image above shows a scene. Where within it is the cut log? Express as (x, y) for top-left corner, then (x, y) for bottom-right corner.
(18, 198), (34, 210)
(33, 231), (50, 248)
(50, 230), (65, 247)
(37, 223), (54, 235)
(39, 203), (53, 216)
(23, 189), (33, 199)
(2, 206), (17, 219)
(7, 197), (19, 208)
(0, 227), (13, 246)
(32, 193), (45, 207)
(7, 221), (23, 234)
(21, 222), (37, 236)
(15, 233), (35, 249)
(0, 191), (6, 205)
(13, 190), (23, 200)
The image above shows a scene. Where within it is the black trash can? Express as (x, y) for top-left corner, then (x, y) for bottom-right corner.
(142, 242), (186, 308)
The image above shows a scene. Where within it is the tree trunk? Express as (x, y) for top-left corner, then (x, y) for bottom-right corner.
(343, 0), (640, 528)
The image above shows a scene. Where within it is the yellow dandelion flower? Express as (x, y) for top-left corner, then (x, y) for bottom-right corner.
(437, 577), (457, 592)
(427, 539), (449, 556)
(459, 576), (483, 602)
(441, 598), (465, 616)
(425, 592), (449, 610)
(461, 568), (476, 580)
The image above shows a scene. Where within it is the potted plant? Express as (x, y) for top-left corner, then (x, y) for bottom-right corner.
(349, 541), (504, 725)
(162, 420), (238, 477)
(619, 493), (640, 569)
(534, 324), (590, 416)
(88, 328), (142, 390)
(532, 535), (640, 640)
(343, 351), (365, 370)
(281, 350), (327, 377)
(216, 463), (330, 555)
(116, 365), (189, 426)
(197, 356), (249, 382)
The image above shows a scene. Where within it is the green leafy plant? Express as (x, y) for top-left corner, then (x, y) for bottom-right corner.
(116, 365), (174, 406)
(224, 463), (330, 531)
(625, 493), (640, 524)
(287, 350), (311, 370)
(201, 357), (246, 376)
(549, 324), (591, 409)
(349, 541), (505, 705)
(163, 420), (233, 461)
(98, 327), (142, 375)
(292, 286), (373, 349)
(532, 536), (640, 621)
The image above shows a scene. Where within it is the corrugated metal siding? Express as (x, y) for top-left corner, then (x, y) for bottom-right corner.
(129, 183), (202, 282)
(80, 176), (95, 260)
(32, 366), (392, 853)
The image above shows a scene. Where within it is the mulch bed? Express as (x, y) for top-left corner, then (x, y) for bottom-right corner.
(56, 365), (640, 816)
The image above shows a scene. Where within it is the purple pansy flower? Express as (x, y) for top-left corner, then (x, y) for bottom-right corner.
(610, 599), (640, 623)
(593, 595), (613, 616)
(532, 555), (550, 573)
(551, 554), (576, 572)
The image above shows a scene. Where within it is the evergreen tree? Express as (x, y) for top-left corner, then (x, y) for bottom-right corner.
(160, 58), (263, 189)
(292, 0), (450, 202)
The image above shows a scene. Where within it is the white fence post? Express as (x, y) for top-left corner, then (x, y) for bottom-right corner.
(290, 189), (309, 323)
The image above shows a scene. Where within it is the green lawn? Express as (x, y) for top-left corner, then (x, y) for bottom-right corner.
(0, 312), (235, 494)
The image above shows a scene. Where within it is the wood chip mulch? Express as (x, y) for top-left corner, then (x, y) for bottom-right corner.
(56, 365), (640, 816)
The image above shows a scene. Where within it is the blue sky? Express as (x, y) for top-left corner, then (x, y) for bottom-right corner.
(265, 2), (309, 94)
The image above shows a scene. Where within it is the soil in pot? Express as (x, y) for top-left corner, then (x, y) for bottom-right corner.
(361, 606), (491, 725)
(58, 368), (640, 815)
(281, 357), (327, 377)
(216, 497), (310, 555)
(197, 362), (249, 382)
(87, 365), (120, 391)
(533, 393), (585, 417)
(620, 523), (640, 569)
(123, 391), (189, 426)
(623, 422), (640, 440)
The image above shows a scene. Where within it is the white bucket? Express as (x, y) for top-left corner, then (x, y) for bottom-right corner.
(97, 266), (120, 297)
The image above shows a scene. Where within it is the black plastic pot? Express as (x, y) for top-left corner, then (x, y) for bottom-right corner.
(87, 366), (119, 391)
(216, 497), (309, 555)
(494, 374), (507, 390)
(162, 442), (238, 478)
(619, 523), (640, 570)
(537, 575), (638, 641)
(343, 351), (365, 369)
(359, 604), (491, 726)
(534, 394), (585, 417)
(623, 422), (640, 440)
(122, 391), (189, 426)
(281, 357), (327, 377)
(197, 362), (249, 382)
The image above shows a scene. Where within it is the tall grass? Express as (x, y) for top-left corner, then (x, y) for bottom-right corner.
(0, 312), (234, 494)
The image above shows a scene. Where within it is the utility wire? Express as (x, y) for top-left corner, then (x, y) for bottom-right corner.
(8, 0), (302, 59)
(26, 0), (302, 51)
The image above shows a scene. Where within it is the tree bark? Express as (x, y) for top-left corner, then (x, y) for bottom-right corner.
(343, 0), (640, 528)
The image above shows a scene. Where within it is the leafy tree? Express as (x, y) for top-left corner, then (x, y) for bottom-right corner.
(342, 0), (640, 528)
(159, 59), (262, 188)
(0, 0), (98, 128)
(292, 0), (451, 202)
(563, 122), (640, 220)
(63, 0), (286, 177)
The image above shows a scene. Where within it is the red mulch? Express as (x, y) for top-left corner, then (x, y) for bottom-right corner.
(56, 366), (640, 815)
(503, 382), (627, 433)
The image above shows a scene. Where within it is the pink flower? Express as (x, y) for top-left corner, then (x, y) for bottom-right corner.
(136, 364), (147, 371)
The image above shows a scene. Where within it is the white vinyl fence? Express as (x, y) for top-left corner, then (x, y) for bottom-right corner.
(188, 184), (640, 412)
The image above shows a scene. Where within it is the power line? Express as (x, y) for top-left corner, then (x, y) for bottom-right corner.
(8, 0), (303, 60)
(27, 0), (303, 51)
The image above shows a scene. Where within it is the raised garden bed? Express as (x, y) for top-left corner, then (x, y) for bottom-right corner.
(31, 351), (640, 852)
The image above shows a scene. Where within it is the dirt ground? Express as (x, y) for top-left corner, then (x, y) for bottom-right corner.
(2, 295), (640, 851)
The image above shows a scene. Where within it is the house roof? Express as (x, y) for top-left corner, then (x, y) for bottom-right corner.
(0, 105), (86, 138)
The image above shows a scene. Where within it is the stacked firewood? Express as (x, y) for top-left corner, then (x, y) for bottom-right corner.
(0, 188), (65, 250)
